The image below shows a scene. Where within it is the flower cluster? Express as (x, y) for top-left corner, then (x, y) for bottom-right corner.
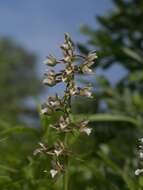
(34, 33), (97, 178)
(135, 138), (143, 176)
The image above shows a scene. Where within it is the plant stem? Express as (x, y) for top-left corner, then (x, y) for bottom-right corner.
(64, 160), (69, 190)
(64, 134), (69, 190)
(63, 62), (73, 190)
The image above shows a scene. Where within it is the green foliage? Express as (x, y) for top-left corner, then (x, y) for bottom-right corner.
(0, 37), (41, 190)
(0, 37), (40, 125)
(1, 0), (143, 189)
(75, 0), (143, 189)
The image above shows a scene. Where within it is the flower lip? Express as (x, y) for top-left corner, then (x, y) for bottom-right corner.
(41, 105), (48, 115)
(41, 104), (53, 115)
(135, 168), (143, 176)
(33, 142), (48, 156)
(76, 86), (92, 98)
(50, 169), (58, 178)
(48, 95), (62, 107)
(80, 127), (92, 136)
(77, 120), (92, 136)
(50, 161), (64, 178)
(59, 116), (70, 129)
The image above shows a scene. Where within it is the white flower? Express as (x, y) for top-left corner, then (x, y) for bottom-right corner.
(41, 107), (48, 114)
(33, 149), (41, 156)
(48, 95), (61, 108)
(43, 54), (57, 66)
(84, 90), (92, 98)
(61, 43), (69, 50)
(79, 86), (92, 97)
(87, 52), (98, 61)
(54, 149), (63, 156)
(80, 127), (92, 136)
(53, 141), (64, 156)
(43, 59), (48, 65)
(81, 65), (92, 74)
(59, 116), (70, 129)
(63, 56), (71, 62)
(43, 70), (58, 86)
(139, 152), (143, 159)
(139, 138), (143, 143)
(135, 169), (143, 176)
(39, 142), (47, 149)
(50, 169), (58, 178)
(43, 78), (55, 86)
(60, 123), (67, 129)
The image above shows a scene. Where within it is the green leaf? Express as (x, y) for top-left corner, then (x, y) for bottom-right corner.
(0, 176), (11, 182)
(98, 151), (137, 190)
(0, 164), (17, 173)
(122, 47), (143, 63)
(0, 126), (39, 136)
(73, 114), (140, 128)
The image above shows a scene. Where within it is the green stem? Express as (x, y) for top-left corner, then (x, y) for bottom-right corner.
(63, 62), (73, 190)
(63, 134), (69, 190)
(64, 161), (69, 190)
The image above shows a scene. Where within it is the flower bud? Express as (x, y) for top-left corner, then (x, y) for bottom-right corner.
(78, 86), (92, 97)
(77, 120), (92, 136)
(81, 64), (92, 74)
(87, 52), (97, 60)
(43, 54), (57, 66)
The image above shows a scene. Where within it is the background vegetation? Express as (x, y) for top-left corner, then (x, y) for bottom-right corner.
(0, 0), (143, 189)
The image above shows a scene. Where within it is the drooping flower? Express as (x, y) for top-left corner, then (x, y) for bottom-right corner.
(59, 116), (70, 129)
(80, 52), (97, 74)
(81, 64), (92, 74)
(40, 104), (49, 115)
(54, 141), (65, 156)
(33, 142), (49, 156)
(48, 95), (63, 109)
(135, 137), (143, 176)
(80, 127), (92, 136)
(77, 86), (92, 98)
(86, 52), (98, 62)
(40, 103), (54, 115)
(139, 152), (143, 159)
(50, 161), (64, 178)
(77, 120), (92, 136)
(43, 54), (57, 66)
(49, 116), (71, 132)
(139, 138), (143, 143)
(62, 55), (73, 63)
(135, 169), (143, 176)
(50, 169), (58, 178)
(43, 70), (57, 86)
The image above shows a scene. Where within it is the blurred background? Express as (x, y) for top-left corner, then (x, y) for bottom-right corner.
(0, 0), (143, 189)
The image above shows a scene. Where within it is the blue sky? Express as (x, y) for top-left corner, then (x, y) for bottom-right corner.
(0, 0), (127, 89)
(0, 0), (112, 60)
(0, 0), (126, 91)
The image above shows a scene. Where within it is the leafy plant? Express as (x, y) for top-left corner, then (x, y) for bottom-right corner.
(75, 0), (143, 189)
